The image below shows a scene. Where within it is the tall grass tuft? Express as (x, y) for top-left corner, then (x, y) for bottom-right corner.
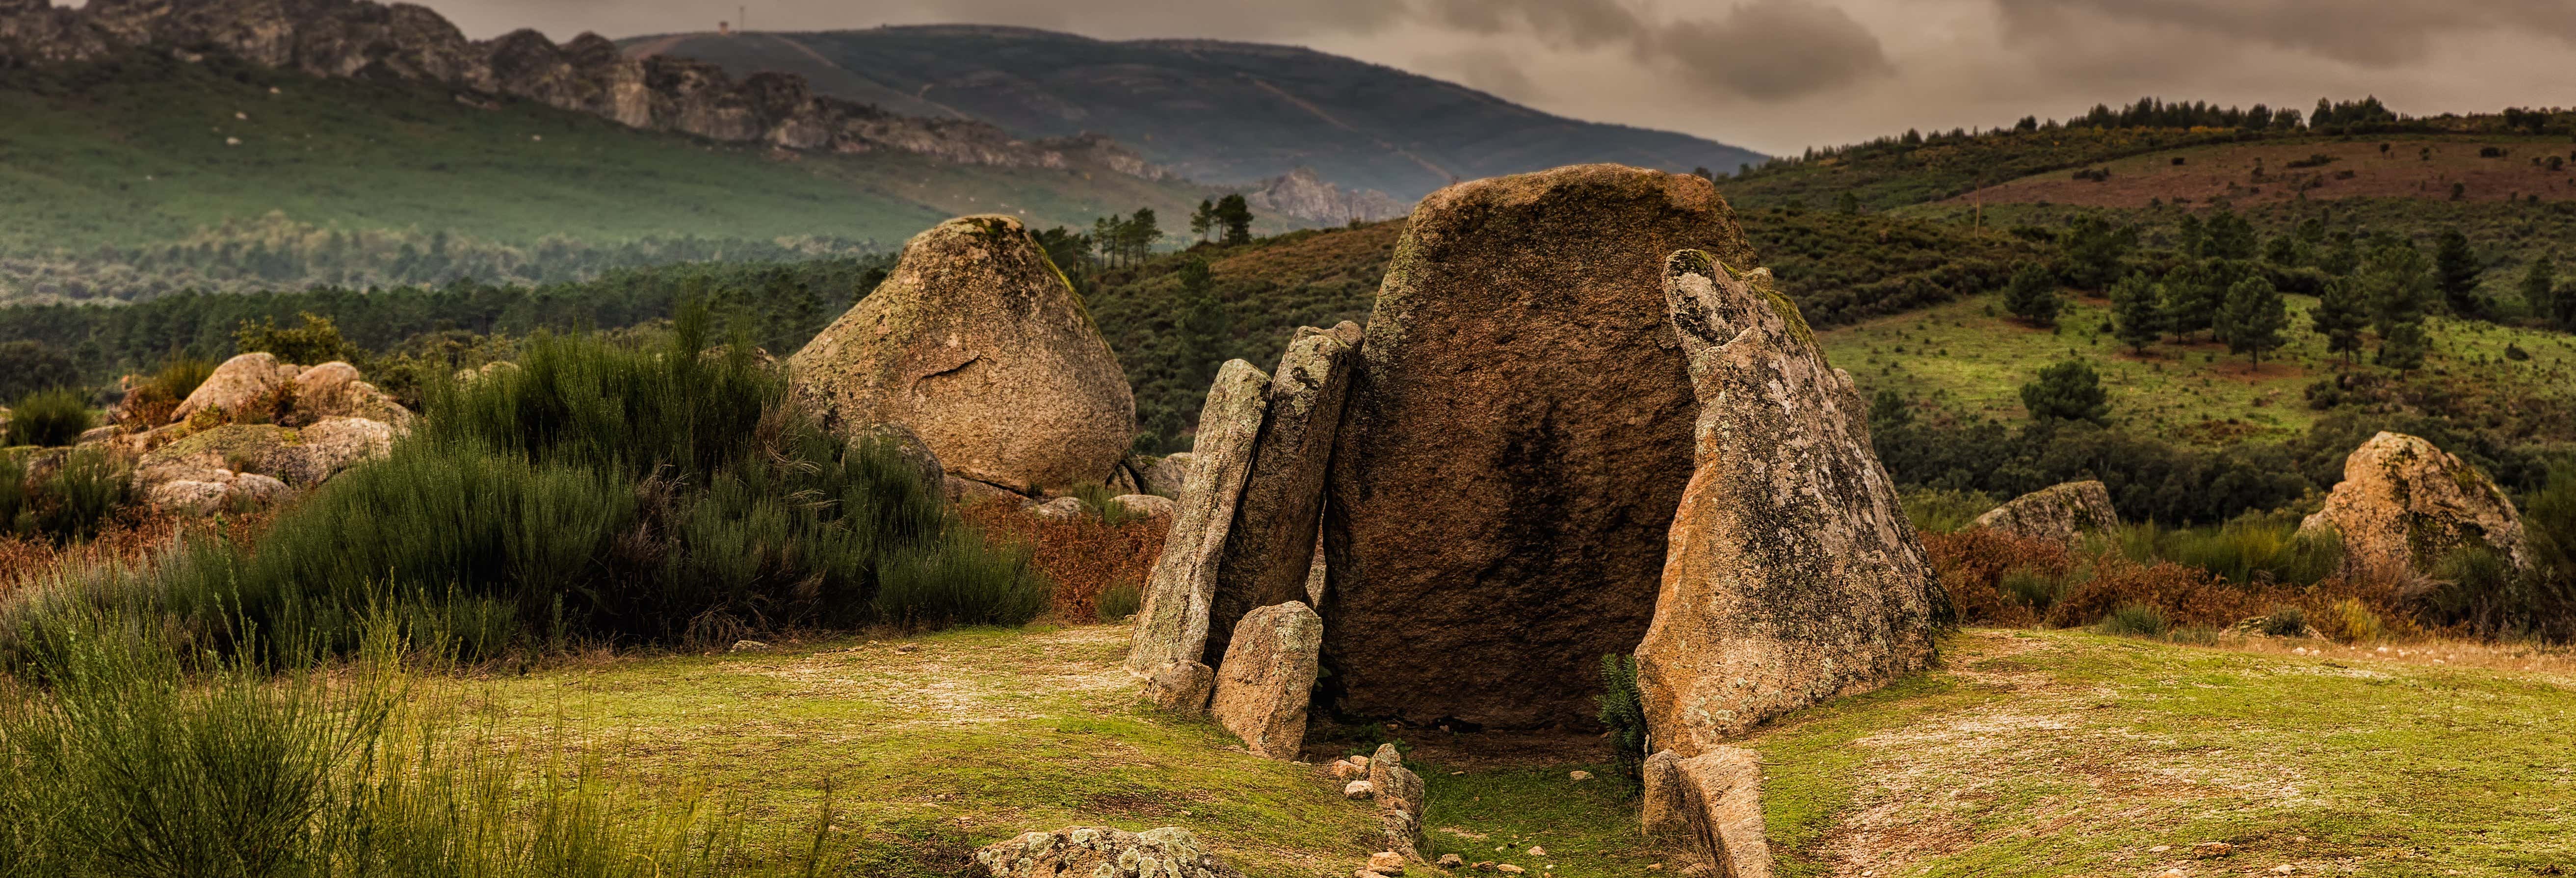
(2097, 603), (2171, 638)
(115, 357), (217, 428)
(0, 448), (137, 543)
(1899, 488), (1998, 534)
(3, 389), (91, 448)
(1093, 579), (1143, 622)
(2106, 517), (2342, 587)
(873, 532), (1050, 629)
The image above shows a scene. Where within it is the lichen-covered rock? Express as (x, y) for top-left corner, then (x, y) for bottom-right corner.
(1972, 480), (2120, 546)
(1323, 164), (1757, 728)
(1634, 252), (1945, 757)
(972, 826), (1243, 878)
(2300, 431), (2529, 576)
(946, 475), (1017, 506)
(1210, 601), (1323, 760)
(1127, 360), (1268, 680)
(292, 361), (413, 427)
(1205, 332), (1356, 666)
(171, 353), (298, 424)
(1640, 750), (1690, 837)
(281, 417), (396, 486)
(789, 215), (1134, 494)
(1659, 747), (1775, 878)
(1110, 494), (1177, 519)
(1365, 743), (1427, 859)
(1143, 659), (1215, 712)
(1137, 452), (1196, 499)
(146, 479), (233, 515)
(136, 424), (298, 487)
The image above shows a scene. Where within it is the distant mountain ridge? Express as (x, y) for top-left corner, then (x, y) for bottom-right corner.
(621, 25), (1770, 201)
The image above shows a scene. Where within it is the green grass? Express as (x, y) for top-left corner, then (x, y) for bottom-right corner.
(1746, 629), (2576, 876)
(1820, 288), (2576, 439)
(0, 53), (1222, 258)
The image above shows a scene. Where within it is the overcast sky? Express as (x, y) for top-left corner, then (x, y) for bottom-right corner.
(415, 0), (2576, 156)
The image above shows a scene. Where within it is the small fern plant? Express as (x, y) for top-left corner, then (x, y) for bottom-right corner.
(1596, 653), (1648, 792)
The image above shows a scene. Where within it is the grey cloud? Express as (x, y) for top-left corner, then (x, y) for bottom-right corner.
(1655, 0), (1893, 100)
(1994, 0), (2576, 68)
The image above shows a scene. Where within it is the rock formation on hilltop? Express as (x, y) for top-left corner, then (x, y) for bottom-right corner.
(0, 0), (1167, 177)
(1243, 168), (1410, 226)
(1321, 163), (1757, 729)
(2301, 431), (2529, 577)
(788, 215), (1134, 496)
(1635, 251), (1945, 756)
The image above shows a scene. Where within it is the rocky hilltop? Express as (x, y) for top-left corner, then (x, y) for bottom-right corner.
(1243, 168), (1409, 226)
(0, 0), (1166, 177)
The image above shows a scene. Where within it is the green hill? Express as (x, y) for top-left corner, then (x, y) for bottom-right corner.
(0, 52), (1238, 303)
(621, 26), (1768, 200)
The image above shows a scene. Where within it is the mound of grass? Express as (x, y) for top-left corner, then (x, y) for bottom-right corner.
(2097, 602), (2172, 637)
(2, 388), (90, 447)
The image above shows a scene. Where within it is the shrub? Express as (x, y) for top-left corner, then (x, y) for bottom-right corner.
(5, 388), (92, 447)
(1595, 654), (1647, 789)
(2260, 604), (2310, 637)
(1093, 579), (1143, 622)
(872, 532), (1049, 629)
(2319, 597), (2387, 643)
(2098, 603), (2170, 638)
(234, 311), (366, 368)
(2111, 518), (2342, 587)
(0, 448), (137, 544)
(1898, 488), (1997, 534)
(1999, 566), (2065, 612)
(1920, 529), (2075, 626)
(961, 500), (1168, 621)
(118, 357), (217, 428)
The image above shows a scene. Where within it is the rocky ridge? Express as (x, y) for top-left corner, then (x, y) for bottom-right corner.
(0, 0), (1167, 178)
(1243, 168), (1411, 226)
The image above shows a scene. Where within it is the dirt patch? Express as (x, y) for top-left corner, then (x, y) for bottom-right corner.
(750, 625), (1136, 728)
(1944, 137), (2576, 209)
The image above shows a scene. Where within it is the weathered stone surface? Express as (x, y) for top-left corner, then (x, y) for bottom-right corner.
(1366, 743), (1426, 859)
(1664, 748), (1774, 878)
(282, 417), (396, 486)
(1127, 360), (1269, 677)
(1110, 494), (1177, 519)
(1635, 252), (1944, 756)
(1973, 480), (2120, 546)
(1641, 750), (1691, 837)
(1143, 660), (1215, 712)
(1323, 164), (1757, 728)
(1138, 452), (1196, 498)
(972, 826), (1244, 878)
(229, 472), (290, 503)
(1206, 332), (1357, 666)
(136, 424), (296, 486)
(789, 215), (1134, 494)
(146, 479), (232, 515)
(946, 476), (1017, 507)
(854, 421), (946, 491)
(171, 353), (298, 424)
(1025, 496), (1086, 519)
(2300, 431), (2530, 576)
(292, 361), (413, 427)
(1303, 539), (1327, 605)
(1210, 600), (1323, 760)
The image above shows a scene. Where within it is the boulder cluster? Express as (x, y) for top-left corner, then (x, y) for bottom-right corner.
(103, 352), (410, 513)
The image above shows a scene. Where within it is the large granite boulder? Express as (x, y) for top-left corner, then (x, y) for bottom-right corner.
(291, 362), (414, 427)
(1634, 252), (1945, 756)
(1136, 452), (1195, 499)
(171, 353), (299, 424)
(1126, 361), (1269, 680)
(973, 826), (1242, 878)
(136, 417), (398, 494)
(2300, 432), (2529, 576)
(1322, 164), (1758, 728)
(788, 215), (1134, 495)
(1209, 600), (1323, 760)
(1204, 331), (1356, 666)
(1973, 480), (2120, 547)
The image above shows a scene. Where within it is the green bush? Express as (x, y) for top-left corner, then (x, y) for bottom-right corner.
(2098, 603), (2170, 638)
(123, 302), (1028, 662)
(2260, 605), (2310, 637)
(2112, 518), (2343, 587)
(1094, 580), (1143, 622)
(1595, 654), (1647, 790)
(1999, 566), (2064, 611)
(1898, 488), (1998, 534)
(872, 532), (1049, 629)
(5, 388), (91, 447)
(0, 447), (137, 542)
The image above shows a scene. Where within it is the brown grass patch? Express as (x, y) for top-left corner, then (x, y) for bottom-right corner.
(0, 507), (281, 599)
(960, 501), (1168, 621)
(1922, 529), (2075, 626)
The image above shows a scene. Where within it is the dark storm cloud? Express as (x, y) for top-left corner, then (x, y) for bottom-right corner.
(1406, 0), (1893, 100)
(1993, 0), (2576, 67)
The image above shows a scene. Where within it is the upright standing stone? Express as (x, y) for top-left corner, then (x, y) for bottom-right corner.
(1666, 747), (1775, 878)
(1126, 360), (1270, 679)
(2300, 431), (2530, 577)
(1365, 743), (1427, 859)
(1209, 601), (1324, 760)
(788, 215), (1134, 494)
(1206, 332), (1357, 666)
(1635, 252), (1945, 757)
(1324, 164), (1757, 728)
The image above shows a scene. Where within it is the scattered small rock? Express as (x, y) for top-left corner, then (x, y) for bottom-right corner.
(728, 640), (770, 652)
(1366, 851), (1406, 875)
(1026, 495), (1086, 519)
(1333, 759), (1368, 779)
(2270, 867), (2295, 875)
(2194, 841), (2234, 857)
(2148, 845), (2172, 853)
(1496, 865), (1525, 875)
(1343, 780), (1375, 800)
(1566, 771), (1591, 782)
(1525, 846), (1546, 857)
(1437, 854), (1464, 868)
(895, 644), (919, 653)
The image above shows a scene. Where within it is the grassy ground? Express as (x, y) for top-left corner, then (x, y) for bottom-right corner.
(1752, 628), (2576, 877)
(1816, 290), (2576, 438)
(1937, 134), (2576, 210)
(427, 622), (2576, 877)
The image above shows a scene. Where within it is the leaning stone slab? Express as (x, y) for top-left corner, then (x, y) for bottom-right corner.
(1640, 750), (1691, 837)
(1365, 743), (1426, 859)
(1324, 164), (1758, 729)
(973, 826), (1244, 878)
(2299, 431), (2529, 577)
(1126, 360), (1270, 680)
(1206, 332), (1356, 665)
(1210, 601), (1323, 760)
(1634, 252), (1945, 758)
(1973, 480), (2119, 546)
(1143, 660), (1216, 713)
(1668, 747), (1773, 878)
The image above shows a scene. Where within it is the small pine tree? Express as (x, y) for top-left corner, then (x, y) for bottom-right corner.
(2433, 229), (2484, 316)
(2221, 275), (2288, 365)
(2021, 361), (2110, 424)
(2002, 261), (2062, 327)
(1836, 191), (1862, 214)
(1214, 194), (1254, 245)
(1188, 199), (1216, 243)
(2310, 277), (2368, 366)
(2362, 242), (2434, 368)
(2521, 255), (2559, 326)
(2376, 320), (2429, 370)
(2109, 273), (2162, 354)
(2203, 207), (2259, 260)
